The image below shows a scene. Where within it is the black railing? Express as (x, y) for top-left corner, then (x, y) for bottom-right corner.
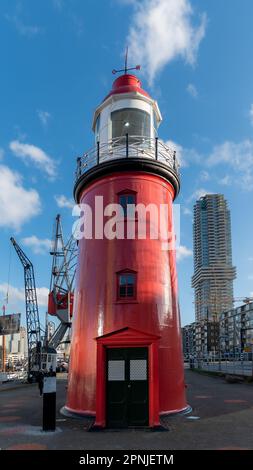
(75, 135), (179, 181)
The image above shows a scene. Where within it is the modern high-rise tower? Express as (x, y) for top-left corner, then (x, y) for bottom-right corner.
(63, 71), (189, 428)
(192, 194), (236, 322)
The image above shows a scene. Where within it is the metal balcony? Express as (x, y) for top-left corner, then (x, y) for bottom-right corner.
(75, 135), (179, 181)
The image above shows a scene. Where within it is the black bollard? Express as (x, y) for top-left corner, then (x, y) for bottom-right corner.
(43, 371), (56, 431)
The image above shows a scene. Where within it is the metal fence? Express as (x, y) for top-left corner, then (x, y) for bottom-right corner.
(0, 370), (28, 384)
(187, 354), (253, 377)
(75, 136), (179, 180)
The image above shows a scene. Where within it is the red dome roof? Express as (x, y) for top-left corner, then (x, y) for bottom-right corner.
(103, 74), (150, 101)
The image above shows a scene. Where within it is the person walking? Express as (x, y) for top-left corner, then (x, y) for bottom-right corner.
(37, 369), (44, 396)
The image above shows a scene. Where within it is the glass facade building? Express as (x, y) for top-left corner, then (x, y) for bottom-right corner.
(192, 194), (236, 321)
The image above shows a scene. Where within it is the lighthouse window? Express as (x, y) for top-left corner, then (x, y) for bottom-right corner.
(119, 193), (136, 218)
(111, 108), (150, 141)
(118, 272), (136, 299)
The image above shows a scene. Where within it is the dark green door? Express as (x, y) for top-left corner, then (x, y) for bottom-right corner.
(106, 347), (149, 428)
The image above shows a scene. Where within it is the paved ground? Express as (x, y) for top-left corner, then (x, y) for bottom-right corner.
(191, 360), (253, 376)
(0, 371), (253, 450)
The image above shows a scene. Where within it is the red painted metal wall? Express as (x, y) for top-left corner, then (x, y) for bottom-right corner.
(66, 172), (187, 417)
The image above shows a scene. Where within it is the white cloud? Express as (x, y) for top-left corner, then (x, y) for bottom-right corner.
(164, 139), (201, 168)
(118, 0), (136, 4)
(249, 104), (253, 126)
(36, 287), (49, 307)
(187, 83), (198, 98)
(165, 139), (184, 166)
(199, 170), (210, 181)
(5, 14), (42, 37)
(249, 257), (253, 262)
(0, 284), (49, 308)
(219, 175), (231, 186)
(0, 284), (24, 304)
(37, 110), (51, 127)
(207, 140), (253, 190)
(176, 244), (192, 261)
(0, 165), (41, 230)
(71, 14), (84, 37)
(187, 188), (211, 202)
(248, 275), (253, 281)
(55, 195), (74, 209)
(52, 0), (64, 10)
(164, 137), (253, 191)
(9, 140), (57, 179)
(21, 236), (52, 255)
(183, 207), (192, 216)
(169, 138), (253, 191)
(126, 0), (207, 84)
(52, 1), (83, 35)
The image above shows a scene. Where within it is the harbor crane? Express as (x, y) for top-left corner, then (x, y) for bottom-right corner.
(10, 237), (42, 381)
(47, 214), (78, 349)
(10, 216), (77, 379)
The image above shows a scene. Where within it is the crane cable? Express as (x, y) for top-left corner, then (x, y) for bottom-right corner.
(5, 241), (12, 307)
(2, 242), (12, 311)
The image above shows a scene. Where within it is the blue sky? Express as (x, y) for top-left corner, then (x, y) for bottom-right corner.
(0, 0), (253, 328)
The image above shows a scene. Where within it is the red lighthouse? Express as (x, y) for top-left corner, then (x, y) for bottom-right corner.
(64, 69), (189, 428)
